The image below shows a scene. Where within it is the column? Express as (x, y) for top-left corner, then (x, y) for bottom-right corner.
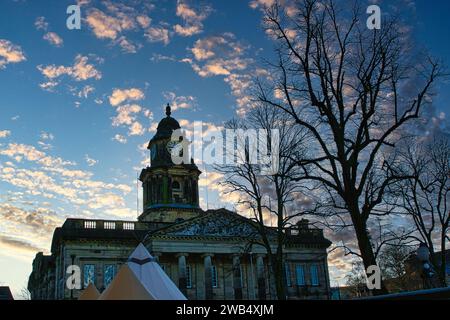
(153, 252), (161, 263)
(256, 254), (266, 300)
(162, 175), (169, 203)
(176, 253), (188, 296)
(203, 254), (213, 299)
(232, 254), (243, 300)
(184, 177), (191, 204)
(148, 180), (153, 206)
(168, 176), (173, 202)
(192, 178), (198, 205)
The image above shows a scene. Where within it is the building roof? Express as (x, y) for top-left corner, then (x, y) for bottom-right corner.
(147, 208), (331, 247)
(0, 287), (14, 300)
(50, 219), (160, 254)
(149, 104), (181, 143)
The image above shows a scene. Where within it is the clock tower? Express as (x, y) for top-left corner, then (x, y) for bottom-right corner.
(138, 104), (202, 223)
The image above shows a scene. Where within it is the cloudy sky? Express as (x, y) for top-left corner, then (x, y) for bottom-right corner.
(0, 0), (449, 298)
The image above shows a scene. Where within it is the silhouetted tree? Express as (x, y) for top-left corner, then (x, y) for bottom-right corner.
(391, 138), (450, 287)
(217, 104), (312, 300)
(255, 0), (443, 294)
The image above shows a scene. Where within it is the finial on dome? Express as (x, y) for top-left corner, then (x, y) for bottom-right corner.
(165, 103), (171, 117)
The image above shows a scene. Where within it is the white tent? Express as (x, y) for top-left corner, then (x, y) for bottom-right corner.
(78, 283), (100, 300)
(98, 264), (155, 300)
(127, 243), (187, 300)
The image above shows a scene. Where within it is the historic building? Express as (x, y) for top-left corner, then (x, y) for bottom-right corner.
(28, 105), (332, 300)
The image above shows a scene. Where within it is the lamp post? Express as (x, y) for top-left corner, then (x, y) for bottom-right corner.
(417, 243), (434, 289)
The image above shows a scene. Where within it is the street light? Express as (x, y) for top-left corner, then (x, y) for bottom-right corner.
(417, 243), (434, 289)
(417, 243), (430, 262)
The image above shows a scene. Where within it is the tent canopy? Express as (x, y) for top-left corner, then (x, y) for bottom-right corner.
(78, 283), (100, 300)
(127, 243), (187, 300)
(98, 264), (154, 300)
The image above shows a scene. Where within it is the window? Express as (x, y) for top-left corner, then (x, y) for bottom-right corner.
(295, 265), (305, 286)
(83, 264), (95, 288)
(104, 221), (116, 230)
(310, 265), (319, 286)
(446, 264), (450, 276)
(84, 221), (96, 229)
(285, 263), (292, 287)
(104, 264), (116, 288)
(211, 265), (218, 288)
(123, 222), (134, 230)
(186, 265), (192, 289)
(172, 180), (181, 190)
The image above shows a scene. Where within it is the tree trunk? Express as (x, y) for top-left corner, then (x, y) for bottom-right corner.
(439, 233), (448, 287)
(352, 214), (388, 295)
(273, 253), (286, 300)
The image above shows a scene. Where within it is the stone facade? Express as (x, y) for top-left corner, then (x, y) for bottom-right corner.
(28, 105), (332, 300)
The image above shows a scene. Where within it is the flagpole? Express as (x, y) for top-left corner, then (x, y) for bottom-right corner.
(136, 171), (139, 218)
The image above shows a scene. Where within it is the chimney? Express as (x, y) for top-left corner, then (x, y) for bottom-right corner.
(297, 219), (309, 230)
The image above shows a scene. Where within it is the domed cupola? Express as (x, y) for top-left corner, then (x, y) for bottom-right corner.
(147, 104), (184, 167)
(138, 104), (202, 223)
(149, 104), (181, 143)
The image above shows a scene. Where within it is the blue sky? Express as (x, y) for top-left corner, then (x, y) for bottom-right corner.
(0, 0), (449, 298)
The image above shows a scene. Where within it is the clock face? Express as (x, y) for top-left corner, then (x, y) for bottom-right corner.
(166, 140), (179, 155)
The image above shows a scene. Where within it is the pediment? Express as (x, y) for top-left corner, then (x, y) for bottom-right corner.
(151, 209), (260, 238)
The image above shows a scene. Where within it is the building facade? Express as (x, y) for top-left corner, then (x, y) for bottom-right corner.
(28, 105), (332, 300)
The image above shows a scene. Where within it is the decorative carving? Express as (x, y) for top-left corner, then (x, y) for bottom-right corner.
(165, 215), (256, 237)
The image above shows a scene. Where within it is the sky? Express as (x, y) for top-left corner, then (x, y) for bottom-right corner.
(0, 0), (449, 298)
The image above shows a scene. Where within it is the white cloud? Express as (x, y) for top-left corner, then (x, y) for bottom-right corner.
(39, 81), (59, 92)
(39, 132), (54, 141)
(38, 132), (54, 150)
(84, 2), (154, 53)
(84, 154), (98, 167)
(150, 53), (176, 62)
(109, 88), (144, 106)
(183, 33), (255, 115)
(113, 36), (139, 53)
(129, 121), (145, 136)
(37, 54), (102, 88)
(78, 85), (95, 98)
(249, 0), (275, 9)
(187, 34), (251, 77)
(136, 15), (151, 28)
(163, 91), (196, 111)
(86, 8), (134, 40)
(112, 104), (142, 126)
(34, 16), (48, 31)
(0, 141), (135, 222)
(144, 27), (170, 45)
(43, 32), (64, 47)
(112, 134), (127, 144)
(174, 0), (212, 37)
(0, 39), (26, 69)
(0, 130), (11, 138)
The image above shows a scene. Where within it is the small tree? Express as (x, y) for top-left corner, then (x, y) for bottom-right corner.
(378, 243), (414, 292)
(217, 104), (311, 300)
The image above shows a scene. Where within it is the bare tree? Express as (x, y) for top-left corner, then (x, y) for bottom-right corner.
(255, 0), (443, 294)
(391, 138), (450, 287)
(378, 242), (415, 292)
(19, 286), (31, 300)
(216, 104), (311, 300)
(345, 261), (369, 298)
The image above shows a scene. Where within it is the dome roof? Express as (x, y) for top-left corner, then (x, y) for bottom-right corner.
(150, 104), (180, 142)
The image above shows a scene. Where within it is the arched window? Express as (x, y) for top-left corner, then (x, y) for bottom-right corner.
(172, 180), (181, 190)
